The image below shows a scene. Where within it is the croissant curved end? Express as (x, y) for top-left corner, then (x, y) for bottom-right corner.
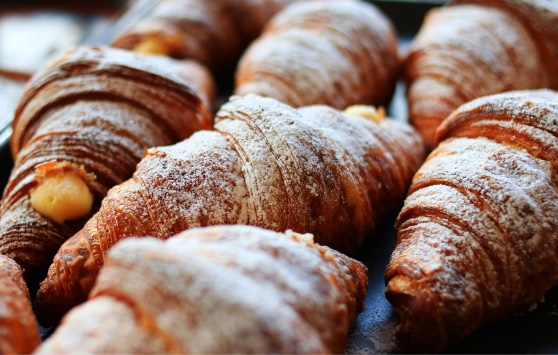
(35, 228), (99, 326)
(385, 273), (448, 353)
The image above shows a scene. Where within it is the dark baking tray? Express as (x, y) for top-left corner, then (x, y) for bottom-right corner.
(0, 0), (557, 353)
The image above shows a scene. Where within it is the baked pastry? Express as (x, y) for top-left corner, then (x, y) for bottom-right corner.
(35, 225), (368, 354)
(385, 89), (558, 352)
(0, 45), (215, 275)
(0, 254), (41, 354)
(35, 94), (426, 326)
(404, 0), (558, 148)
(234, 0), (399, 109)
(111, 0), (309, 74)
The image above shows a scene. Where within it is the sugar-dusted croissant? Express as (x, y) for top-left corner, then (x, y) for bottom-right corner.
(404, 0), (558, 148)
(234, 0), (399, 109)
(0, 254), (40, 354)
(111, 0), (307, 75)
(385, 89), (558, 353)
(35, 224), (368, 354)
(0, 45), (215, 276)
(36, 94), (426, 325)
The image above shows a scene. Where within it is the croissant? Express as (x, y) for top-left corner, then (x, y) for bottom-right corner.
(35, 94), (426, 326)
(0, 254), (40, 354)
(0, 45), (215, 276)
(404, 0), (558, 148)
(111, 0), (308, 75)
(234, 0), (399, 109)
(35, 224), (368, 354)
(384, 89), (558, 353)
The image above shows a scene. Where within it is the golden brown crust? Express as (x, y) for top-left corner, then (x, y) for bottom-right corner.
(35, 225), (368, 354)
(0, 45), (215, 275)
(0, 254), (41, 354)
(36, 94), (426, 326)
(435, 89), (558, 168)
(111, 0), (305, 73)
(234, 0), (399, 109)
(405, 0), (558, 148)
(385, 89), (558, 352)
(112, 0), (240, 72)
(450, 0), (558, 85)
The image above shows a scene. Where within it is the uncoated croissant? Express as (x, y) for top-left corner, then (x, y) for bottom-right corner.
(111, 0), (308, 74)
(35, 224), (368, 354)
(385, 89), (558, 353)
(0, 45), (215, 275)
(404, 0), (558, 148)
(35, 94), (426, 326)
(0, 254), (40, 354)
(234, 0), (399, 109)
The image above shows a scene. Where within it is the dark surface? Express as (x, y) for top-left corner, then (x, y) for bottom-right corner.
(0, 0), (557, 353)
(371, 0), (446, 36)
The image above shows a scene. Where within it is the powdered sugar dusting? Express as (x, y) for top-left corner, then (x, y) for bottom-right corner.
(38, 225), (367, 353)
(387, 116), (558, 351)
(438, 89), (558, 168)
(234, 0), (398, 109)
(1, 45), (214, 274)
(405, 2), (556, 147)
(38, 93), (425, 326)
(92, 93), (408, 253)
(128, 131), (249, 236)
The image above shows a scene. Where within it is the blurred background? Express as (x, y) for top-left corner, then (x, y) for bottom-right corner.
(0, 0), (446, 161)
(0, 0), (150, 182)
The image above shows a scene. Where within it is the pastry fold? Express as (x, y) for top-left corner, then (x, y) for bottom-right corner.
(385, 89), (558, 352)
(111, 0), (309, 74)
(404, 0), (558, 148)
(35, 225), (368, 354)
(0, 45), (215, 275)
(234, 0), (399, 109)
(36, 94), (426, 326)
